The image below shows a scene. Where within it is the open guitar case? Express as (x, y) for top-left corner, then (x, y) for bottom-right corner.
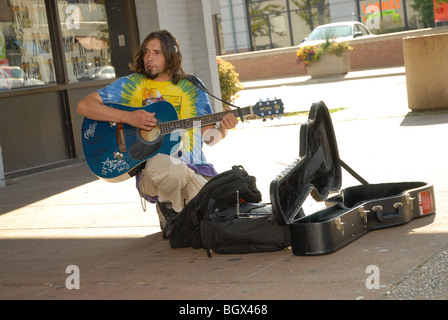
(269, 101), (436, 255)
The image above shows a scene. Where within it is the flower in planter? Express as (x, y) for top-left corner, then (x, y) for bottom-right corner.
(296, 39), (353, 70)
(296, 45), (322, 70)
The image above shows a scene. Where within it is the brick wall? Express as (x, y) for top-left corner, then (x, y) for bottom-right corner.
(349, 38), (404, 70)
(228, 50), (305, 80)
(221, 27), (448, 81)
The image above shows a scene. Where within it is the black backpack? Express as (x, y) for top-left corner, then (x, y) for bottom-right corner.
(169, 165), (290, 257)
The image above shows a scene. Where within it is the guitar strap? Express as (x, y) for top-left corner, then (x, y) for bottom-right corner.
(186, 74), (245, 122)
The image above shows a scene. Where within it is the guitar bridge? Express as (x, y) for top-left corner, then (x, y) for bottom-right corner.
(116, 123), (127, 153)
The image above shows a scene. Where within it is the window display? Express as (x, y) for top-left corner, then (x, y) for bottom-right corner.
(0, 0), (116, 90)
(57, 0), (115, 83)
(0, 0), (52, 90)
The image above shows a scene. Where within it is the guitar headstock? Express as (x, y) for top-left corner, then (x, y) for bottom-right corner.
(251, 98), (284, 121)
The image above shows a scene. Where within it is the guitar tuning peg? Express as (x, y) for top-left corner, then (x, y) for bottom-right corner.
(266, 98), (270, 101)
(262, 117), (267, 122)
(270, 116), (274, 120)
(277, 116), (282, 120)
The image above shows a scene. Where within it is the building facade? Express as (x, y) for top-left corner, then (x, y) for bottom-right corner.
(216, 0), (432, 54)
(0, 0), (221, 178)
(0, 0), (436, 178)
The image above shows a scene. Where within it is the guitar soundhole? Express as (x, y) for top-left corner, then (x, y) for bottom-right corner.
(138, 126), (161, 144)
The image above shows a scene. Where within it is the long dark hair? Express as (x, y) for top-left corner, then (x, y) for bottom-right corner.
(129, 30), (186, 84)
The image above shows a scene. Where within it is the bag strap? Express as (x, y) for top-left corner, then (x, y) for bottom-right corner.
(339, 159), (369, 185)
(186, 74), (245, 122)
(204, 200), (218, 258)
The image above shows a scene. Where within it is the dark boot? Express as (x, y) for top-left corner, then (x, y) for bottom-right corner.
(156, 201), (178, 239)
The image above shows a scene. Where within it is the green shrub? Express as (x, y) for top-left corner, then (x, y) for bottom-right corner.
(322, 39), (353, 57)
(217, 57), (243, 104)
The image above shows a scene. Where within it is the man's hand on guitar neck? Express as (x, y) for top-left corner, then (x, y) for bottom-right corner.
(219, 107), (239, 131)
(202, 107), (238, 146)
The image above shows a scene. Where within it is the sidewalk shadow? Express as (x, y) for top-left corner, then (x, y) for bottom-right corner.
(0, 162), (98, 216)
(400, 111), (448, 126)
(0, 215), (444, 300)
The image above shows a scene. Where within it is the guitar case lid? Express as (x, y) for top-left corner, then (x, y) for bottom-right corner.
(270, 101), (342, 225)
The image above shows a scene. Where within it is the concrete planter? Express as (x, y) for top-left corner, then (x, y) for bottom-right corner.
(307, 51), (351, 78)
(403, 33), (448, 111)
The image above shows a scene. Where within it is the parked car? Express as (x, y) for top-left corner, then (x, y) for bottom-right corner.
(0, 66), (45, 90)
(78, 66), (116, 80)
(299, 21), (373, 47)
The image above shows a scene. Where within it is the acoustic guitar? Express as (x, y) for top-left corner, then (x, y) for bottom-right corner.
(81, 99), (284, 182)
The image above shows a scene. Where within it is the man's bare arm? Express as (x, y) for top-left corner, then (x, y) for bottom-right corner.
(76, 92), (158, 130)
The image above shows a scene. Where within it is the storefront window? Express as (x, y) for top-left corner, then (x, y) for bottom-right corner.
(248, 0), (288, 50)
(269, 12), (292, 48)
(359, 0), (406, 33)
(247, 0), (331, 50)
(0, 0), (53, 90)
(290, 8), (312, 44)
(57, 0), (115, 83)
(290, 0), (331, 29)
(289, 1), (331, 45)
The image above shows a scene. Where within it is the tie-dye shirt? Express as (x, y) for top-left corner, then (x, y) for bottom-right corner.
(97, 73), (218, 177)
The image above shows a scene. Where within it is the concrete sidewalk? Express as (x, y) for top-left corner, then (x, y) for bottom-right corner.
(1, 68), (447, 302)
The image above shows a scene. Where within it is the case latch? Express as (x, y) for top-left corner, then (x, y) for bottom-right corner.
(359, 206), (369, 223)
(335, 218), (345, 235)
(406, 193), (415, 209)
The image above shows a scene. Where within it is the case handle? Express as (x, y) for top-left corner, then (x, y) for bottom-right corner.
(372, 203), (403, 222)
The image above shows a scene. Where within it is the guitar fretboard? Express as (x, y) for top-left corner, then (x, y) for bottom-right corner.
(158, 106), (252, 135)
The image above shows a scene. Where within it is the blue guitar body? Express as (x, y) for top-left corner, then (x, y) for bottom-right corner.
(81, 101), (181, 182)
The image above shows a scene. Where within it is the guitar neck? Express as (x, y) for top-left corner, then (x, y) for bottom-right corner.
(159, 106), (252, 135)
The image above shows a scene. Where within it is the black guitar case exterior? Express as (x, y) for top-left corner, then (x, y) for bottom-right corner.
(269, 101), (436, 255)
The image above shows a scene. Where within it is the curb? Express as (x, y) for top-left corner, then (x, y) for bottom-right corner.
(241, 67), (406, 90)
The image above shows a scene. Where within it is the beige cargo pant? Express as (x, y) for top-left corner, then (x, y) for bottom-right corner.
(141, 154), (208, 213)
